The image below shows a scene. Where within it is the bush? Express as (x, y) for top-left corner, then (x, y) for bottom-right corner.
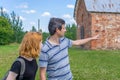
(0, 17), (13, 45)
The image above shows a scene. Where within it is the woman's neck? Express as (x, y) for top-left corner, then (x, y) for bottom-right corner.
(21, 56), (33, 61)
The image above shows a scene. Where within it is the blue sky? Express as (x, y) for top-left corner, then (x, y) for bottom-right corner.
(0, 0), (76, 32)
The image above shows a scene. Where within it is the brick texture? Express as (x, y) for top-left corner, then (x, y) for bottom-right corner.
(75, 0), (120, 50)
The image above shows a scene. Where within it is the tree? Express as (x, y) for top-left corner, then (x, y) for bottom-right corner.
(0, 16), (13, 45)
(42, 32), (49, 43)
(65, 24), (77, 40)
(31, 26), (37, 32)
(0, 7), (25, 43)
(0, 7), (10, 21)
(71, 23), (77, 40)
(10, 11), (24, 43)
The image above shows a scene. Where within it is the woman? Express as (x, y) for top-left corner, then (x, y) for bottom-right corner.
(6, 32), (42, 80)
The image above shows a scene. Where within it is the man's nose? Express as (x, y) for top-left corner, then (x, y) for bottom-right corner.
(64, 29), (66, 32)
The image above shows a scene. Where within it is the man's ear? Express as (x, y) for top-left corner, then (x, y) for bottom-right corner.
(56, 28), (60, 32)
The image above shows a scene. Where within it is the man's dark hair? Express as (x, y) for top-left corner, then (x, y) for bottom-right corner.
(48, 17), (65, 35)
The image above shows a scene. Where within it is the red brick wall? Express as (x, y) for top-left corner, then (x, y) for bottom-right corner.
(91, 13), (120, 50)
(75, 1), (120, 50)
(76, 0), (92, 49)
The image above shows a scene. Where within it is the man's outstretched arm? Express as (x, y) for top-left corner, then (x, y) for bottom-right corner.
(72, 34), (100, 46)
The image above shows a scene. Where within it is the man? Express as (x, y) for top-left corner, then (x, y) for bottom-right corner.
(39, 17), (99, 80)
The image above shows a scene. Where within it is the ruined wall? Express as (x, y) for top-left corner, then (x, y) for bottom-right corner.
(76, 0), (92, 49)
(75, 0), (120, 50)
(91, 13), (120, 50)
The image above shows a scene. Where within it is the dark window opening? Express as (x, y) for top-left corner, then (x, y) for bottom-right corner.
(80, 26), (84, 39)
(80, 26), (85, 48)
(82, 14), (83, 23)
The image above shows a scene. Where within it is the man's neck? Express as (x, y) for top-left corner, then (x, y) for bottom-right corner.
(49, 35), (60, 45)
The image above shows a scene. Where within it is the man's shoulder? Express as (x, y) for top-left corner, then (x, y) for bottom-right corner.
(60, 37), (71, 42)
(41, 42), (51, 52)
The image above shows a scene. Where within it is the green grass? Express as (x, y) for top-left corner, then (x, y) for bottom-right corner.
(0, 44), (120, 80)
(0, 43), (19, 79)
(69, 47), (120, 80)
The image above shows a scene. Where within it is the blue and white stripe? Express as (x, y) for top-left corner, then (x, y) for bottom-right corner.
(39, 37), (73, 80)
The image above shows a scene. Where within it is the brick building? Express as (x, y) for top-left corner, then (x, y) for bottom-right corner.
(74, 0), (120, 50)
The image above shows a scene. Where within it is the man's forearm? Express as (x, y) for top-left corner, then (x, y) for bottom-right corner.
(74, 37), (92, 45)
(40, 74), (46, 80)
(72, 34), (100, 46)
(39, 67), (46, 80)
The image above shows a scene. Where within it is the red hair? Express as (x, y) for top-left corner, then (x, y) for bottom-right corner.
(19, 32), (42, 58)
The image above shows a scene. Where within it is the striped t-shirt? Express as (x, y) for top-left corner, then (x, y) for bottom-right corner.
(39, 37), (73, 80)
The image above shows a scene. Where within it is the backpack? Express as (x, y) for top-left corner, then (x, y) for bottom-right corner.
(2, 58), (25, 80)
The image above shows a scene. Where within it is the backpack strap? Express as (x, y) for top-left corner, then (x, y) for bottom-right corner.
(16, 58), (25, 80)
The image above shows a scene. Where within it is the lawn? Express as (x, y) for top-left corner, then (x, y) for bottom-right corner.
(0, 44), (120, 80)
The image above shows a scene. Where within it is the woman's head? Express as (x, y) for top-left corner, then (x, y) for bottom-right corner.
(19, 32), (42, 58)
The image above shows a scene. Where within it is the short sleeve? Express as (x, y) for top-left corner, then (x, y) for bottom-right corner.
(68, 39), (72, 47)
(39, 51), (49, 67)
(67, 38), (73, 48)
(10, 61), (21, 74)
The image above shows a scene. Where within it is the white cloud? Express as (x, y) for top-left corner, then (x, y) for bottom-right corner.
(30, 21), (36, 26)
(19, 16), (26, 21)
(16, 3), (28, 9)
(22, 10), (36, 14)
(3, 8), (9, 12)
(41, 12), (51, 17)
(63, 14), (71, 19)
(67, 4), (74, 9)
(70, 18), (76, 24)
(0, 8), (9, 13)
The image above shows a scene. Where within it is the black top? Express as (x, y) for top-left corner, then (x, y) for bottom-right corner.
(10, 56), (38, 80)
